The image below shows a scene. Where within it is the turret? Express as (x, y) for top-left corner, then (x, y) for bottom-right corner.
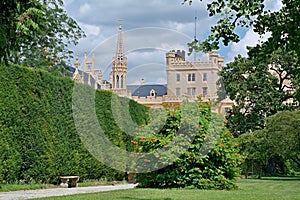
(166, 51), (176, 66)
(176, 50), (185, 61)
(209, 50), (224, 68)
(166, 50), (185, 66)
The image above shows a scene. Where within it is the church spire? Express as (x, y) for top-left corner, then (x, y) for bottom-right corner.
(115, 19), (125, 63)
(110, 19), (127, 91)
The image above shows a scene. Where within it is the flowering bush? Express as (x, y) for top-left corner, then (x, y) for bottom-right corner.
(133, 101), (241, 190)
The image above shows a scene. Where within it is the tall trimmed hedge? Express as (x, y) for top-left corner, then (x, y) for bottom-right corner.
(0, 63), (148, 183)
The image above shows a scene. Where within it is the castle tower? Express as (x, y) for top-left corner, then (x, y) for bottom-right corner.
(165, 50), (222, 100)
(209, 50), (224, 69)
(110, 19), (127, 90)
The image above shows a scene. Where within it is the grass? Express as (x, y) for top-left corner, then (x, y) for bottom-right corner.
(78, 179), (127, 187)
(0, 183), (56, 192)
(35, 178), (300, 200)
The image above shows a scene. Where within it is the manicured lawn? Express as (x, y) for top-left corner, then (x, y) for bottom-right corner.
(0, 183), (55, 192)
(37, 178), (300, 200)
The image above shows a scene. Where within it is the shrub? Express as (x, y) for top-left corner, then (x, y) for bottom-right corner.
(134, 101), (241, 190)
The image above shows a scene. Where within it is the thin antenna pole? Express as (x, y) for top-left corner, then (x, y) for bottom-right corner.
(194, 10), (197, 61)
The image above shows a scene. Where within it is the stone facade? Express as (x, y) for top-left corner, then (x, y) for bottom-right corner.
(166, 50), (223, 100)
(128, 49), (229, 113)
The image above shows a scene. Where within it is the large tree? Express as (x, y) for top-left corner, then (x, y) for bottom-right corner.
(184, 0), (300, 57)
(184, 0), (300, 133)
(238, 110), (300, 175)
(266, 110), (300, 168)
(222, 48), (299, 134)
(0, 0), (85, 74)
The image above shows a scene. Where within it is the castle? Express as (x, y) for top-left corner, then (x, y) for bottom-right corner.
(71, 21), (233, 114)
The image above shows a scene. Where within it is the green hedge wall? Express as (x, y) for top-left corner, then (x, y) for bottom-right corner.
(0, 63), (148, 184)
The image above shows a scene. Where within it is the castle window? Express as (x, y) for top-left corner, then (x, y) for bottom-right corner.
(116, 75), (119, 88)
(176, 74), (180, 82)
(203, 73), (207, 81)
(176, 88), (181, 97)
(192, 73), (195, 81)
(150, 89), (156, 97)
(188, 73), (195, 82)
(203, 87), (207, 97)
(187, 87), (196, 97)
(121, 75), (124, 88)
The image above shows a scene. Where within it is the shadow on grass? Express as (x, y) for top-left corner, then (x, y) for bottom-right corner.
(259, 176), (300, 181)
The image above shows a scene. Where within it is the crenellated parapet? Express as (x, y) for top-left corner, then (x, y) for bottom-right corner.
(166, 49), (224, 70)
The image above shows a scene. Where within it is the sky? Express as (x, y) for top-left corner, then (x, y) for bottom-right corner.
(63, 0), (282, 85)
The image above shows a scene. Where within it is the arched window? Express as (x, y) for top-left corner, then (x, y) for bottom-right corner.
(116, 75), (119, 88)
(121, 75), (124, 88)
(150, 89), (156, 97)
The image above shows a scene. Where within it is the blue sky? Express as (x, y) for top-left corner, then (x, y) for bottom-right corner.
(63, 0), (282, 85)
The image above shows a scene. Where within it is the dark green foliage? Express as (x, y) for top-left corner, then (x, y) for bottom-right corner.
(238, 110), (300, 176)
(184, 0), (265, 53)
(0, 0), (85, 72)
(184, 0), (300, 62)
(221, 48), (299, 134)
(134, 102), (241, 190)
(183, 1), (300, 135)
(0, 62), (148, 183)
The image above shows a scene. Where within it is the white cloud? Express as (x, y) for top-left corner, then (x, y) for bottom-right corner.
(63, 0), (75, 6)
(264, 0), (283, 11)
(127, 63), (166, 85)
(65, 0), (281, 82)
(166, 21), (194, 35)
(79, 3), (91, 16)
(78, 23), (101, 37)
(227, 29), (271, 62)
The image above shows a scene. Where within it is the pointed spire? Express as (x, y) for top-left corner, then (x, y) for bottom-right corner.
(111, 19), (127, 91)
(115, 18), (125, 63)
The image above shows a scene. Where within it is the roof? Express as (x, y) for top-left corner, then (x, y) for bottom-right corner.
(66, 65), (101, 89)
(128, 84), (167, 97)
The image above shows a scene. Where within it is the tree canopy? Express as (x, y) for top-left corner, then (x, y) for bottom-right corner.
(238, 110), (300, 175)
(0, 0), (85, 73)
(184, 0), (300, 59)
(222, 48), (299, 134)
(265, 110), (300, 167)
(184, 0), (300, 133)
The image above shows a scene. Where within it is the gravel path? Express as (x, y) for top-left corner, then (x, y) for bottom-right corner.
(0, 184), (138, 200)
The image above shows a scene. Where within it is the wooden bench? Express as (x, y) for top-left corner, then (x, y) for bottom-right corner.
(60, 176), (80, 188)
